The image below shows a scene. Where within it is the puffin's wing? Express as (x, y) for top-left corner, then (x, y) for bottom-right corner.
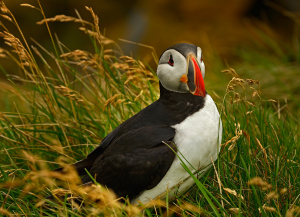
(85, 126), (176, 200)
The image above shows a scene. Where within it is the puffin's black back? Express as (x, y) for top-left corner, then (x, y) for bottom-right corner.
(86, 83), (205, 160)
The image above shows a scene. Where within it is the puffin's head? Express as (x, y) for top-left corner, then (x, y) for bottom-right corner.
(157, 43), (205, 97)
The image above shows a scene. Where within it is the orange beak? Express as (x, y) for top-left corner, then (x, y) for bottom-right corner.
(186, 54), (206, 97)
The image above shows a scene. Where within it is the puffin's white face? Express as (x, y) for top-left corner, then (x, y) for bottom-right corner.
(157, 45), (206, 97)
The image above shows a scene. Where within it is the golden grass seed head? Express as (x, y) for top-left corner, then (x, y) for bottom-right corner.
(104, 94), (122, 109)
(55, 85), (92, 105)
(60, 49), (90, 60)
(51, 188), (70, 197)
(280, 188), (288, 195)
(222, 122), (243, 150)
(223, 187), (244, 200)
(0, 207), (12, 217)
(228, 85), (234, 91)
(247, 101), (256, 107)
(20, 3), (39, 10)
(221, 68), (239, 77)
(0, 31), (32, 66)
(0, 179), (22, 189)
(266, 191), (279, 200)
(229, 208), (240, 214)
(286, 206), (300, 217)
(79, 27), (98, 38)
(37, 15), (85, 25)
(0, 1), (9, 14)
(234, 93), (240, 99)
(263, 204), (277, 212)
(0, 14), (12, 22)
(252, 89), (260, 97)
(247, 177), (272, 190)
(246, 79), (259, 85)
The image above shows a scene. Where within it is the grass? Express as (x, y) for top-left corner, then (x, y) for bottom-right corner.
(0, 1), (300, 216)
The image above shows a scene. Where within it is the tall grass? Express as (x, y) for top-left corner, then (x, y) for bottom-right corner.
(0, 1), (299, 216)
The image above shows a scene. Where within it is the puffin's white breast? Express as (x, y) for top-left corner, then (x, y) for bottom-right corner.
(133, 94), (222, 204)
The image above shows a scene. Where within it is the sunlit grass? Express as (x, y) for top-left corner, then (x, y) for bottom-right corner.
(0, 1), (299, 216)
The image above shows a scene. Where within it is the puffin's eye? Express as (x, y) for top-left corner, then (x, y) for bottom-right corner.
(168, 55), (174, 66)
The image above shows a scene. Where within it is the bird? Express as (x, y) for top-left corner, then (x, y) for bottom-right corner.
(55, 43), (222, 204)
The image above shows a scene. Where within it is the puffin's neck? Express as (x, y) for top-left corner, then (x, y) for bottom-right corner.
(159, 82), (205, 103)
(158, 82), (206, 119)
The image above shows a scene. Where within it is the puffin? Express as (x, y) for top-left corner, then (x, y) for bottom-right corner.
(55, 43), (222, 204)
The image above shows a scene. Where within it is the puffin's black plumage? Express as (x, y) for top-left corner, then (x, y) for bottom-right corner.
(63, 83), (205, 200)
(54, 43), (221, 202)
(165, 43), (198, 59)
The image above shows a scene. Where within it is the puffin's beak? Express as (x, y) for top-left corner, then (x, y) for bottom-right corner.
(185, 54), (206, 97)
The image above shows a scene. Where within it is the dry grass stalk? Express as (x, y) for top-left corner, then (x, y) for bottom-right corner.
(223, 187), (244, 200)
(79, 27), (97, 37)
(55, 85), (92, 105)
(211, 156), (224, 210)
(120, 56), (148, 72)
(78, 27), (115, 46)
(169, 203), (203, 216)
(0, 31), (32, 67)
(247, 177), (272, 190)
(266, 191), (279, 200)
(222, 123), (243, 151)
(1, 152), (142, 216)
(60, 50), (91, 61)
(112, 56), (156, 94)
(231, 77), (246, 89)
(0, 179), (22, 189)
(0, 47), (7, 58)
(20, 3), (39, 10)
(60, 49), (102, 69)
(0, 0), (36, 68)
(263, 204), (277, 212)
(286, 206), (300, 217)
(0, 1), (9, 14)
(246, 79), (259, 85)
(134, 90), (144, 102)
(250, 87), (260, 98)
(85, 6), (102, 46)
(56, 183), (142, 216)
(0, 14), (12, 22)
(34, 9), (155, 108)
(222, 68), (261, 109)
(280, 188), (288, 195)
(143, 199), (202, 216)
(104, 94), (123, 110)
(0, 207), (12, 217)
(37, 14), (91, 25)
(222, 68), (240, 77)
(255, 137), (271, 170)
(229, 208), (240, 214)
(118, 38), (159, 64)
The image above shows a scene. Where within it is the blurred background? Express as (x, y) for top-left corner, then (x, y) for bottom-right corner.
(2, 0), (299, 57)
(1, 0), (300, 114)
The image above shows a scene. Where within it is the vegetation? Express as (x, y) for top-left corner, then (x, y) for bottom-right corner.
(0, 1), (299, 216)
